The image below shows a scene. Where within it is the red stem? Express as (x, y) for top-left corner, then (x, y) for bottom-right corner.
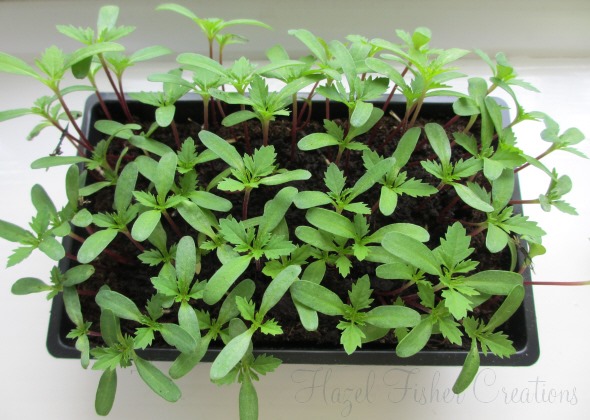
(524, 280), (590, 286)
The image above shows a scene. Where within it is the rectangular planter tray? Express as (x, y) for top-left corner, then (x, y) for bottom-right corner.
(47, 93), (539, 367)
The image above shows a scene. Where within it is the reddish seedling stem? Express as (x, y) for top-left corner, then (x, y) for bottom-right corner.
(163, 211), (182, 237)
(514, 147), (553, 174)
(99, 54), (133, 122)
(242, 189), (252, 220)
(122, 230), (145, 252)
(524, 280), (590, 286)
(170, 120), (181, 149)
(55, 93), (93, 150)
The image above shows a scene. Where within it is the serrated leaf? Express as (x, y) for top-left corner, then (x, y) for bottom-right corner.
(251, 354), (282, 375)
(437, 315), (463, 345)
(436, 222), (474, 269)
(340, 323), (365, 354)
(348, 276), (373, 310)
(441, 288), (474, 320)
(479, 331), (515, 358)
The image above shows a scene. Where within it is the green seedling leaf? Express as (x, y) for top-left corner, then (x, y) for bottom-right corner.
(62, 264), (95, 287)
(290, 280), (346, 316)
(452, 340), (480, 394)
(95, 369), (118, 416)
(365, 305), (421, 329)
(155, 153), (178, 197)
(134, 356), (181, 402)
(199, 130), (244, 171)
(30, 156), (92, 169)
(382, 232), (441, 275)
(96, 289), (143, 322)
(0, 220), (34, 243)
(462, 270), (522, 295)
(210, 329), (254, 381)
(160, 323), (198, 354)
(396, 316), (433, 358)
(0, 51), (40, 78)
(11, 277), (51, 295)
(239, 377), (258, 420)
(306, 208), (356, 239)
(258, 187), (298, 237)
(63, 285), (84, 328)
(259, 265), (301, 317)
(100, 309), (121, 348)
(453, 183), (494, 212)
(77, 229), (118, 264)
(203, 255), (252, 305)
(484, 285), (525, 331)
(425, 123), (451, 164)
(297, 133), (339, 151)
(177, 201), (216, 238)
(132, 210), (162, 242)
(114, 162), (138, 213)
(175, 236), (196, 290)
(39, 236), (65, 261)
(350, 100), (373, 128)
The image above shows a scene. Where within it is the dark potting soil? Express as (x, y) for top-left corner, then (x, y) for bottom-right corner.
(75, 101), (513, 353)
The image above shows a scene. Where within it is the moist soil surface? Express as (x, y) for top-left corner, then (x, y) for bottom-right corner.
(72, 99), (516, 354)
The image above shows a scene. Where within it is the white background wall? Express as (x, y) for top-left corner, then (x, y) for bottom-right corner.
(0, 0), (589, 61)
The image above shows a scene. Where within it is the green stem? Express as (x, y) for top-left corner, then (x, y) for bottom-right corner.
(291, 93), (298, 160)
(334, 146), (344, 166)
(407, 92), (426, 128)
(203, 97), (210, 131)
(208, 38), (214, 60)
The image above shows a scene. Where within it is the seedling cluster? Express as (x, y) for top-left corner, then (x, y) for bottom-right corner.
(0, 4), (586, 419)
